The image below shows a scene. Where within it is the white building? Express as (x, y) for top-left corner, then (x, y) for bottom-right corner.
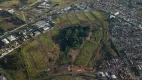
(35, 21), (49, 28)
(111, 75), (117, 79)
(1, 39), (10, 44)
(7, 35), (16, 41)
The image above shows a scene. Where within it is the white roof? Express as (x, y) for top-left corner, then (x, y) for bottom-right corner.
(111, 75), (117, 79)
(43, 26), (49, 31)
(7, 35), (16, 41)
(98, 72), (105, 77)
(35, 21), (48, 28)
(114, 12), (119, 16)
(2, 38), (9, 44)
(7, 9), (15, 14)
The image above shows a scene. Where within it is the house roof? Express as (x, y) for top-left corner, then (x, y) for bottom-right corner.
(7, 35), (16, 41)
(2, 38), (10, 44)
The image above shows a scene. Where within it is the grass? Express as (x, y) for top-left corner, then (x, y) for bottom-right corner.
(74, 41), (97, 66)
(0, 0), (20, 7)
(38, 32), (55, 51)
(66, 13), (79, 25)
(90, 28), (103, 43)
(50, 27), (61, 43)
(56, 14), (70, 28)
(0, 21), (16, 31)
(76, 13), (89, 26)
(0, 10), (25, 32)
(84, 12), (96, 21)
(91, 10), (109, 21)
(21, 32), (55, 78)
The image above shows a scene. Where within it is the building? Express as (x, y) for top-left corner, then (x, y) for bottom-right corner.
(111, 75), (117, 79)
(35, 21), (49, 28)
(43, 26), (50, 31)
(34, 31), (40, 36)
(7, 9), (15, 14)
(1, 39), (9, 44)
(7, 35), (16, 41)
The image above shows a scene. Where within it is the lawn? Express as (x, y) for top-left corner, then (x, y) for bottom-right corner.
(74, 41), (97, 66)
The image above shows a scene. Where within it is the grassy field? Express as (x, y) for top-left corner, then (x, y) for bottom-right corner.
(74, 41), (97, 66)
(0, 0), (38, 7)
(0, 0), (20, 7)
(90, 28), (103, 43)
(54, 10), (109, 29)
(84, 12), (96, 21)
(66, 13), (79, 25)
(21, 32), (56, 78)
(50, 27), (61, 43)
(0, 10), (24, 32)
(91, 10), (109, 21)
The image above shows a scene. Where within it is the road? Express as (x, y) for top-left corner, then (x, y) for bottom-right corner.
(0, 24), (27, 39)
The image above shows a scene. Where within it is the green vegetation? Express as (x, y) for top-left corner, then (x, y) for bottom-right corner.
(0, 49), (27, 80)
(50, 27), (60, 43)
(0, 10), (24, 32)
(67, 14), (79, 25)
(60, 26), (89, 51)
(18, 32), (56, 79)
(74, 41), (97, 66)
(0, 0), (11, 3)
(90, 28), (103, 42)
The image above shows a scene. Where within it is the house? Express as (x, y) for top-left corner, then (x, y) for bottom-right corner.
(111, 75), (117, 79)
(1, 39), (9, 44)
(7, 9), (15, 14)
(7, 35), (16, 41)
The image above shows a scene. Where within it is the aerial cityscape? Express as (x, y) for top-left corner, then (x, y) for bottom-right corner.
(0, 0), (142, 80)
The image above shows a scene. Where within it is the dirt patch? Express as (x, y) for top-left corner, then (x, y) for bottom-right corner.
(68, 49), (80, 61)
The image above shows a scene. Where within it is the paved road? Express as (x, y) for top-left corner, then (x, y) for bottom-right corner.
(0, 24), (27, 39)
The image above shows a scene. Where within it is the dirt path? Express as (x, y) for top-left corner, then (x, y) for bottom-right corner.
(29, 53), (38, 70)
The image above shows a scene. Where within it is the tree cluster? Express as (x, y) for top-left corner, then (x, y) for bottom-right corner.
(60, 26), (89, 51)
